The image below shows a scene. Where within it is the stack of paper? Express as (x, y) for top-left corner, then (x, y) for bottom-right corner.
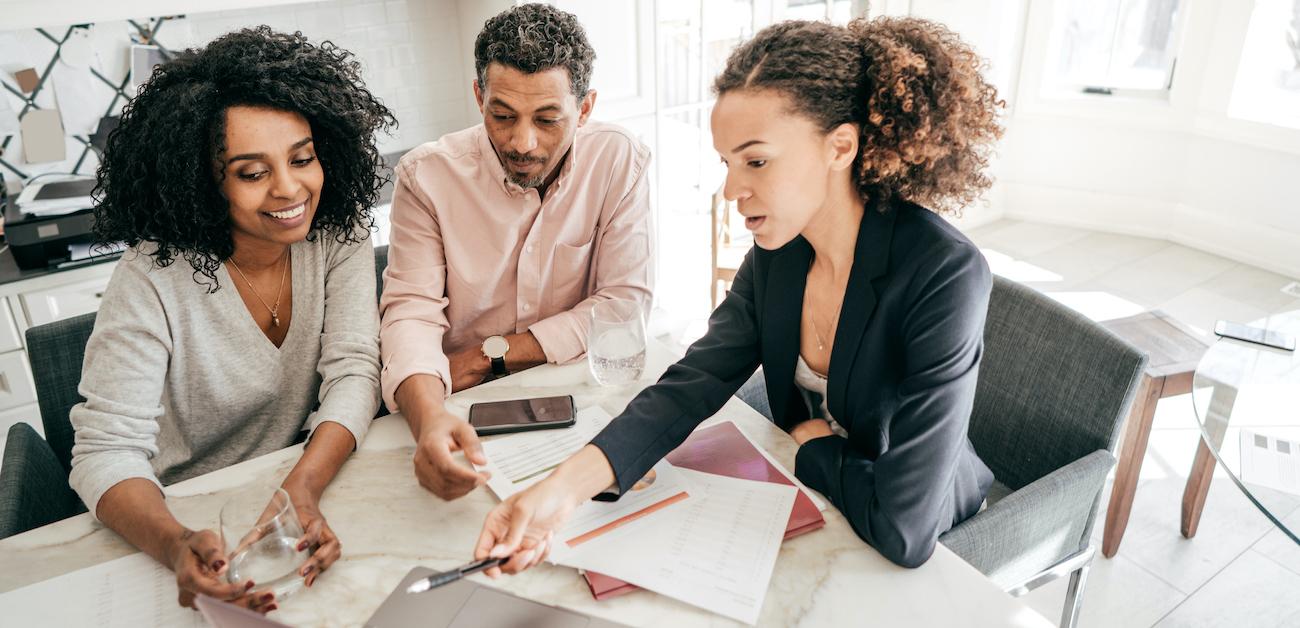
(477, 407), (797, 625)
(14, 176), (96, 216)
(478, 407), (695, 551)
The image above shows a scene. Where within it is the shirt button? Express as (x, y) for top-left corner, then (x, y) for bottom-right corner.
(523, 303), (532, 312)
(526, 244), (536, 253)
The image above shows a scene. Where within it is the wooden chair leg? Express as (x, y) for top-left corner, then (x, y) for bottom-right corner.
(1180, 382), (1237, 538)
(1103, 375), (1163, 558)
(1181, 440), (1216, 538)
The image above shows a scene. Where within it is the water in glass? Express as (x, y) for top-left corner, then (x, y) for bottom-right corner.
(220, 487), (310, 599)
(589, 299), (646, 386)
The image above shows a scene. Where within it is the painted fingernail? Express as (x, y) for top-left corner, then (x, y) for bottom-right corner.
(244, 580), (256, 590)
(212, 560), (225, 571)
(301, 565), (313, 577)
(261, 593), (274, 603)
(267, 604), (278, 612)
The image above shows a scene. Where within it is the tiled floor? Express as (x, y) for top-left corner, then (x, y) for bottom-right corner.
(649, 217), (1300, 628)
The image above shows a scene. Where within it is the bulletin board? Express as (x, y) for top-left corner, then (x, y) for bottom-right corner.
(0, 16), (184, 185)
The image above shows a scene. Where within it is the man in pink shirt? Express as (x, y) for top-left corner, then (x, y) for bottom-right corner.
(380, 4), (654, 501)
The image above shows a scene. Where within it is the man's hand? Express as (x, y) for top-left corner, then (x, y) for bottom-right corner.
(448, 347), (491, 393)
(413, 409), (491, 499)
(790, 418), (834, 445)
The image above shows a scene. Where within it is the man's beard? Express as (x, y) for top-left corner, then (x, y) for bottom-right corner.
(502, 150), (548, 189)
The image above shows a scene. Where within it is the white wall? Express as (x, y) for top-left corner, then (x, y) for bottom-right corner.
(896, 0), (1300, 279)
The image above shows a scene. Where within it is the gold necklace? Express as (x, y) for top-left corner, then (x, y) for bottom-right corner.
(811, 304), (841, 352)
(228, 249), (290, 328)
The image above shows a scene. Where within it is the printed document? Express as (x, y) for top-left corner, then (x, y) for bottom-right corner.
(552, 469), (796, 625)
(0, 552), (205, 627)
(477, 406), (694, 549)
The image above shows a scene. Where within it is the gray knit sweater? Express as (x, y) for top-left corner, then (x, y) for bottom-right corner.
(69, 235), (381, 517)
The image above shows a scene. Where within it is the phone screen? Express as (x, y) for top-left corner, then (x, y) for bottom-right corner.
(1215, 320), (1296, 350)
(470, 396), (575, 429)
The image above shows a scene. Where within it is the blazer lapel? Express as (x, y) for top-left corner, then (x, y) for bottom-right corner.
(761, 237), (812, 429)
(825, 200), (897, 425)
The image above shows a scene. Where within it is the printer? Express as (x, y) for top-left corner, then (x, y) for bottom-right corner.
(2, 177), (99, 270)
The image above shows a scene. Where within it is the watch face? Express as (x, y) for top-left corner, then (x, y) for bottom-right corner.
(482, 335), (510, 359)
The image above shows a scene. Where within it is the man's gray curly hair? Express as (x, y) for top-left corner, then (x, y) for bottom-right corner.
(474, 3), (596, 98)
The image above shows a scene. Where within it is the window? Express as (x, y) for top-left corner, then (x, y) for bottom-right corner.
(781, 0), (854, 24)
(1043, 0), (1183, 95)
(1228, 0), (1300, 130)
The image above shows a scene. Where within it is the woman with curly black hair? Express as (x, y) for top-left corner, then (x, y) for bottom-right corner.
(474, 17), (1004, 576)
(68, 27), (394, 613)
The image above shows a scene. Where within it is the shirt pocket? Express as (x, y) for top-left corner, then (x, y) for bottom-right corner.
(550, 238), (595, 309)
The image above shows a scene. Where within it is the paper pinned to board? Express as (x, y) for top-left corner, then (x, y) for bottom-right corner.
(51, 60), (113, 136)
(14, 67), (39, 94)
(0, 93), (19, 136)
(20, 109), (66, 163)
(0, 553), (205, 627)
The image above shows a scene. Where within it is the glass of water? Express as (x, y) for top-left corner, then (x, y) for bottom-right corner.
(589, 298), (647, 386)
(219, 487), (311, 600)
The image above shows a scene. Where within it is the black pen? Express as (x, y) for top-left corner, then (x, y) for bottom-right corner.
(404, 557), (508, 594)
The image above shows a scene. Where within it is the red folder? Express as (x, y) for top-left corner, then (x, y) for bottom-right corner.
(581, 421), (826, 600)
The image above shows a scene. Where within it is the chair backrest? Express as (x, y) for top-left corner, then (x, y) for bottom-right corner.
(373, 244), (387, 304)
(26, 312), (97, 473)
(969, 277), (1146, 491)
(0, 422), (87, 539)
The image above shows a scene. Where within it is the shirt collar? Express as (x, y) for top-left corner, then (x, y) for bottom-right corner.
(475, 123), (582, 198)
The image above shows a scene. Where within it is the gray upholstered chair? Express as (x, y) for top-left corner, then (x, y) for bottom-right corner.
(0, 422), (86, 539)
(27, 311), (98, 472)
(939, 276), (1144, 628)
(734, 276), (1145, 628)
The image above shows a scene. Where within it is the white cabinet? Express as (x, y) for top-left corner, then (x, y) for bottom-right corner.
(0, 298), (23, 354)
(0, 351), (38, 413)
(21, 275), (112, 328)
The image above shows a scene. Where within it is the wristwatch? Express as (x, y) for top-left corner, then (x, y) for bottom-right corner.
(481, 335), (510, 379)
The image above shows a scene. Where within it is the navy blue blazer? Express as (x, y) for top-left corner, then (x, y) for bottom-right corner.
(590, 197), (994, 568)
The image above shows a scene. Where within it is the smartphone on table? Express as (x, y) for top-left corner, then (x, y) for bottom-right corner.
(1214, 320), (1296, 351)
(468, 395), (577, 436)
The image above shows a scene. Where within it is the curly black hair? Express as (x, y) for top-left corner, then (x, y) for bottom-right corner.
(714, 18), (1004, 215)
(474, 3), (596, 98)
(93, 26), (396, 290)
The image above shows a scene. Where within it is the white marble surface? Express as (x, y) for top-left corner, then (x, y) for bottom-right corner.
(0, 342), (1052, 627)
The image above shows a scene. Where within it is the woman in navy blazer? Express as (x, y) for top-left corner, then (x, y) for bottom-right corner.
(472, 17), (1006, 572)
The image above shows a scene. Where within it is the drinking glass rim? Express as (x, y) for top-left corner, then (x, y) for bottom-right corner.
(222, 486), (293, 529)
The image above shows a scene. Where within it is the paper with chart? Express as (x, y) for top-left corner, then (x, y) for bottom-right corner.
(0, 552), (205, 627)
(1240, 429), (1300, 496)
(553, 469), (796, 625)
(477, 405), (694, 549)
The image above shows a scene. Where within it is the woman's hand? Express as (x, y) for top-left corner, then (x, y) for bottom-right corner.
(473, 477), (583, 577)
(791, 418), (834, 445)
(292, 498), (342, 587)
(169, 528), (276, 613)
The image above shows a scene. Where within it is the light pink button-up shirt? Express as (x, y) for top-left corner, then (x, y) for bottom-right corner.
(379, 121), (654, 409)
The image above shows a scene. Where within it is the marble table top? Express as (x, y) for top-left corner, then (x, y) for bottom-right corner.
(0, 342), (1052, 627)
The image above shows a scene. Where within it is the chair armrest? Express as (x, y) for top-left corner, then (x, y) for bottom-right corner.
(939, 449), (1115, 590)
